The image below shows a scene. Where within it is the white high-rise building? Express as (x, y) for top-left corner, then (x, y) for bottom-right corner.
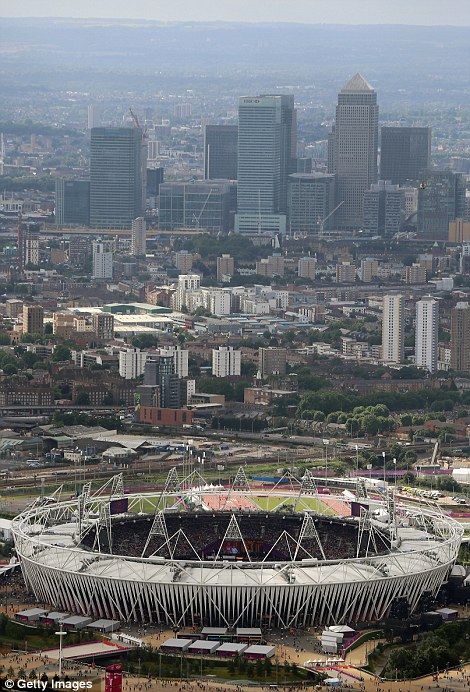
(382, 294), (404, 364)
(415, 297), (439, 373)
(201, 288), (231, 316)
(178, 274), (201, 291)
(131, 217), (146, 256)
(147, 139), (161, 162)
(0, 133), (4, 176)
(159, 346), (189, 378)
(212, 346), (241, 378)
(92, 241), (113, 280)
(87, 104), (102, 130)
(119, 348), (148, 379)
(173, 274), (201, 311)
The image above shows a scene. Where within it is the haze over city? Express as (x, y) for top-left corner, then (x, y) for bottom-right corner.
(2, 0), (470, 25)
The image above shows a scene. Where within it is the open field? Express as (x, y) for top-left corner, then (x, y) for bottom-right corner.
(251, 494), (334, 514)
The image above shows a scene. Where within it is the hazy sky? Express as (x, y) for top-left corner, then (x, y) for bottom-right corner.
(1, 0), (469, 25)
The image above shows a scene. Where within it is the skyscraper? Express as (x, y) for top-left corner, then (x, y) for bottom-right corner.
(92, 240), (113, 280)
(297, 257), (317, 280)
(23, 305), (44, 335)
(417, 170), (466, 240)
(382, 294), (404, 364)
(287, 173), (336, 235)
(92, 313), (114, 340)
(450, 302), (470, 373)
(328, 74), (378, 229)
(258, 347), (287, 376)
(158, 181), (232, 231)
(236, 94), (296, 235)
(204, 125), (238, 180)
(363, 180), (405, 236)
(380, 127), (431, 185)
(212, 346), (241, 378)
(144, 354), (181, 408)
(217, 254), (235, 281)
(55, 179), (90, 226)
(131, 217), (146, 256)
(24, 224), (39, 267)
(119, 348), (148, 379)
(90, 127), (144, 229)
(146, 167), (164, 198)
(87, 104), (102, 130)
(415, 298), (438, 373)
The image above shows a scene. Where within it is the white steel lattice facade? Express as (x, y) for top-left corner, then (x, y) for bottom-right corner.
(12, 487), (462, 629)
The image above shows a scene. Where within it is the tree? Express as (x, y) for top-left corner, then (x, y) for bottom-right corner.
(194, 306), (212, 317)
(346, 417), (360, 434)
(197, 376), (234, 399)
(2, 363), (17, 375)
(102, 392), (114, 405)
(255, 658), (263, 678)
(131, 334), (159, 349)
(74, 390), (90, 405)
(52, 345), (71, 362)
(241, 361), (257, 378)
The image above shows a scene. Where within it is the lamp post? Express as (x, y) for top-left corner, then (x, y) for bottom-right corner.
(393, 458), (397, 489)
(323, 439), (329, 485)
(355, 444), (359, 478)
(55, 624), (67, 678)
(382, 451), (386, 484)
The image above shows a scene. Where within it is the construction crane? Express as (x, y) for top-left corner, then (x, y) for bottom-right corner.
(430, 440), (440, 467)
(317, 200), (344, 239)
(129, 108), (148, 139)
(192, 188), (214, 229)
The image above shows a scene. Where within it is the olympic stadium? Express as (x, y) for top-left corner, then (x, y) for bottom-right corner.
(11, 469), (463, 629)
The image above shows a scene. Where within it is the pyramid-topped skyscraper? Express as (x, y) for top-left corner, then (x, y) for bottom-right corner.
(340, 73), (375, 93)
(328, 73), (378, 229)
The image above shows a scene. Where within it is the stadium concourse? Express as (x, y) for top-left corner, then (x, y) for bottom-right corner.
(12, 468), (463, 630)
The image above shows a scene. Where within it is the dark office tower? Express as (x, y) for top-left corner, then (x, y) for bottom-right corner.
(297, 157), (313, 174)
(380, 127), (431, 185)
(451, 302), (470, 374)
(328, 74), (378, 229)
(417, 170), (466, 240)
(146, 167), (164, 197)
(144, 354), (181, 408)
(55, 179), (90, 226)
(158, 181), (232, 231)
(363, 181), (405, 236)
(235, 94), (296, 235)
(90, 127), (143, 229)
(287, 173), (336, 235)
(204, 125), (238, 180)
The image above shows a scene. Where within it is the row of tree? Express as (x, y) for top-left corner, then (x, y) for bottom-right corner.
(383, 619), (470, 679)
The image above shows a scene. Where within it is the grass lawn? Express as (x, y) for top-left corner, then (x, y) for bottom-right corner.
(252, 495), (333, 514)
